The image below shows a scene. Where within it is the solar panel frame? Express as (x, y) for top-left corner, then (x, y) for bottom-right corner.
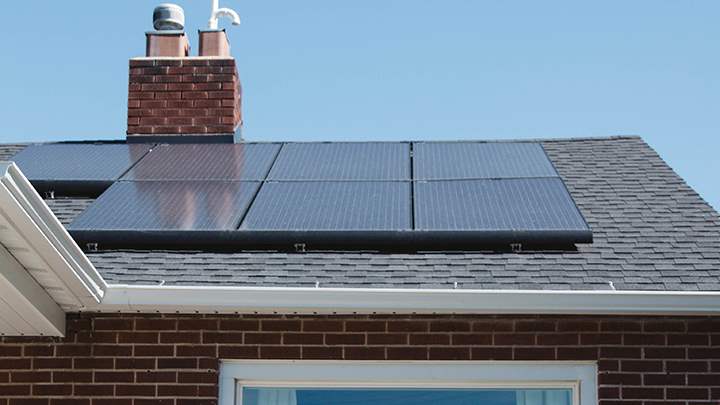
(123, 143), (282, 181)
(10, 143), (153, 196)
(267, 142), (411, 181)
(413, 142), (559, 180)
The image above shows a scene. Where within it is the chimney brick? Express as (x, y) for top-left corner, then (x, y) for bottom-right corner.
(127, 58), (242, 143)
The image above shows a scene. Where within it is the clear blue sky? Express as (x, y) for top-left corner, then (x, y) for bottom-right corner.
(0, 1), (718, 209)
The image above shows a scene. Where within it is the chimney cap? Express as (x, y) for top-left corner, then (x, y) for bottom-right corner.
(153, 3), (185, 31)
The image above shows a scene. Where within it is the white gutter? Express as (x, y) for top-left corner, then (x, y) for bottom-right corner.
(97, 285), (720, 315)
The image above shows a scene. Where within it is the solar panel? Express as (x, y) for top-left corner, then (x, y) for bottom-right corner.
(11, 143), (152, 195)
(267, 142), (410, 180)
(123, 143), (281, 181)
(413, 142), (558, 180)
(414, 178), (591, 244)
(241, 181), (412, 230)
(69, 180), (259, 231)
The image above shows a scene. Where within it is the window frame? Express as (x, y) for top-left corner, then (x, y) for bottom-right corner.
(219, 361), (597, 405)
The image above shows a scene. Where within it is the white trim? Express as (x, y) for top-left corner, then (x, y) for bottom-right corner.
(219, 361), (597, 405)
(0, 162), (105, 336)
(0, 163), (106, 308)
(96, 284), (720, 315)
(0, 244), (65, 335)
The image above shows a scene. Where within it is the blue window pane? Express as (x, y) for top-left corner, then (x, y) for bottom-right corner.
(242, 387), (572, 405)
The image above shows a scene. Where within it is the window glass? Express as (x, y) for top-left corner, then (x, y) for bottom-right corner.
(242, 387), (573, 405)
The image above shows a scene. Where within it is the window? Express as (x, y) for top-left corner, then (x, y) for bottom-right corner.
(219, 362), (597, 405)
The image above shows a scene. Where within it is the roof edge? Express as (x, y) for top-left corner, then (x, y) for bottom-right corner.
(94, 285), (720, 315)
(0, 162), (106, 309)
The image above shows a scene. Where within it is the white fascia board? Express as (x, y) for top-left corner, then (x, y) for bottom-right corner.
(0, 244), (65, 336)
(0, 162), (106, 308)
(98, 285), (720, 315)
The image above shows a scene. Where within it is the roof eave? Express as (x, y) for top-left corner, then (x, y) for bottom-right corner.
(0, 162), (106, 335)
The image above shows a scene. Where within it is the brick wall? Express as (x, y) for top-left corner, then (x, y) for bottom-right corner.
(127, 59), (242, 137)
(1, 314), (719, 405)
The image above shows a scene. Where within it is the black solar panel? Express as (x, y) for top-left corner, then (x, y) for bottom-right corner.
(69, 181), (259, 231)
(413, 142), (558, 180)
(241, 181), (412, 230)
(267, 142), (410, 180)
(61, 140), (592, 250)
(414, 178), (591, 244)
(123, 143), (281, 181)
(11, 143), (152, 195)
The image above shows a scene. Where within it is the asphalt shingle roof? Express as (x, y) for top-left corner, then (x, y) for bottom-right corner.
(4, 136), (720, 291)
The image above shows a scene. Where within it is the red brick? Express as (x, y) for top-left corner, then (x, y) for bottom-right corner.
(53, 371), (93, 383)
(116, 384), (156, 396)
(622, 387), (664, 399)
(158, 358), (198, 369)
(95, 371), (134, 383)
(494, 333), (534, 345)
(115, 358), (156, 370)
(160, 332), (201, 344)
(23, 345), (53, 356)
(303, 347), (343, 360)
(643, 373), (686, 385)
(134, 345), (174, 357)
(515, 320), (556, 332)
(557, 320), (599, 332)
(136, 371), (177, 383)
(94, 318), (133, 330)
(93, 344), (132, 357)
(344, 346), (385, 360)
(471, 347), (514, 360)
(303, 320), (343, 332)
(645, 347), (686, 359)
(178, 371), (217, 384)
(260, 346), (301, 359)
(514, 347), (556, 360)
(283, 333), (324, 345)
(0, 385), (31, 396)
(33, 357), (72, 369)
(118, 332), (159, 344)
(178, 319), (219, 330)
(411, 334), (451, 345)
(203, 332), (244, 344)
(218, 345), (259, 359)
(386, 320), (428, 332)
(429, 347), (470, 360)
(11, 371), (51, 383)
(73, 384), (114, 396)
(56, 344), (92, 356)
(367, 333), (407, 345)
(667, 361), (709, 373)
(645, 320), (686, 332)
(387, 347), (428, 360)
(33, 384), (73, 396)
(262, 320), (301, 332)
(667, 388), (709, 400)
(326, 333), (365, 345)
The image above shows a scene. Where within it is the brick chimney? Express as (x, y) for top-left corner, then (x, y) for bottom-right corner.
(128, 24), (242, 143)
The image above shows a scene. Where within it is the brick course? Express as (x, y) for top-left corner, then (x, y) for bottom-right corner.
(126, 59), (242, 137)
(1, 314), (719, 404)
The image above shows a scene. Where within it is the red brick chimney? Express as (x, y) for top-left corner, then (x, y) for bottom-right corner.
(127, 28), (242, 143)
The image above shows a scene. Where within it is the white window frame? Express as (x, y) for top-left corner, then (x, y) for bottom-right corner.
(219, 361), (598, 405)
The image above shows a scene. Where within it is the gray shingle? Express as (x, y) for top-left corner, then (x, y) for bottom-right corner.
(5, 137), (720, 292)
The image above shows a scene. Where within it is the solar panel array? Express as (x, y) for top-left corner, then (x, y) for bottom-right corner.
(11, 143), (152, 195)
(16, 141), (591, 250)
